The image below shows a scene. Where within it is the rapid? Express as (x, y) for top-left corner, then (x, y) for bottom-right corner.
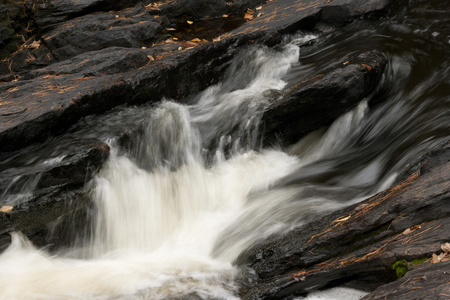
(0, 0), (449, 299)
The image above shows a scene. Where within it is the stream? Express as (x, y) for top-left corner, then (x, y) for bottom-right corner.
(0, 0), (449, 299)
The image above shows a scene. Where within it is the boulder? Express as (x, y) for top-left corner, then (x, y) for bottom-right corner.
(362, 261), (450, 300)
(0, 141), (110, 251)
(25, 0), (140, 28)
(239, 143), (450, 299)
(0, 33), (281, 153)
(42, 7), (161, 61)
(262, 50), (387, 146)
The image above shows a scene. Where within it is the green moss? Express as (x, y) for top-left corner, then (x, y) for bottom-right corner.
(391, 260), (408, 278)
(412, 257), (429, 265)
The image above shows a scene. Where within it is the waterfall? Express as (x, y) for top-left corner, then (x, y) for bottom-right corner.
(0, 12), (448, 298)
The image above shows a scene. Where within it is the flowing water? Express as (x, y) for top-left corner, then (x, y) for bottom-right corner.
(0, 0), (449, 299)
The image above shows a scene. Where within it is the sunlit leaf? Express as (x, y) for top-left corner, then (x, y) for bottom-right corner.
(0, 206), (13, 213)
(362, 64), (372, 71)
(244, 13), (254, 20)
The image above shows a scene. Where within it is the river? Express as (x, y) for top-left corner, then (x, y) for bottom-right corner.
(0, 0), (449, 299)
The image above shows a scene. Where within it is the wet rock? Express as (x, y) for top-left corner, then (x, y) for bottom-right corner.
(262, 50), (387, 146)
(0, 33), (280, 153)
(362, 261), (450, 300)
(26, 0), (140, 28)
(42, 9), (161, 61)
(239, 144), (450, 299)
(154, 0), (228, 22)
(0, 141), (109, 251)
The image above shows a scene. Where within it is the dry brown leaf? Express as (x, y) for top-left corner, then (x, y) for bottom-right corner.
(343, 61), (349, 65)
(402, 228), (412, 235)
(141, 46), (147, 49)
(191, 38), (201, 42)
(147, 55), (155, 61)
(411, 225), (422, 231)
(222, 14), (229, 18)
(178, 46), (183, 50)
(336, 216), (350, 222)
(167, 28), (177, 31)
(256, 6), (262, 10)
(362, 64), (372, 71)
(327, 0), (333, 2)
(29, 40), (41, 49)
(441, 242), (450, 254)
(115, 15), (119, 18)
(187, 20), (194, 25)
(257, 12), (262, 17)
(0, 206), (13, 213)
(172, 37), (178, 40)
(244, 13), (254, 20)
(247, 8), (254, 14)
(432, 252), (447, 264)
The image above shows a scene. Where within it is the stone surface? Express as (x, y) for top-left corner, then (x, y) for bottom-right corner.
(262, 50), (387, 146)
(0, 0), (400, 153)
(0, 141), (110, 251)
(239, 143), (450, 299)
(25, 0), (140, 28)
(42, 8), (161, 61)
(362, 261), (450, 300)
(0, 33), (280, 153)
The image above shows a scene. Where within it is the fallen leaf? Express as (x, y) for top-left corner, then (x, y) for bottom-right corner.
(29, 40), (41, 49)
(334, 214), (351, 223)
(411, 225), (422, 231)
(441, 243), (450, 254)
(141, 46), (147, 49)
(115, 15), (119, 18)
(166, 28), (177, 31)
(244, 13), (254, 20)
(178, 46), (183, 50)
(172, 37), (178, 40)
(257, 12), (262, 17)
(187, 20), (193, 25)
(432, 252), (447, 264)
(191, 38), (201, 42)
(0, 206), (13, 213)
(362, 64), (372, 71)
(222, 14), (229, 18)
(147, 55), (155, 61)
(256, 6), (262, 10)
(343, 61), (349, 65)
(202, 39), (208, 43)
(402, 228), (412, 235)
(327, 0), (333, 2)
(247, 8), (254, 14)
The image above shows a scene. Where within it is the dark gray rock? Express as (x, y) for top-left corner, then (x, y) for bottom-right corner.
(42, 11), (161, 61)
(239, 144), (450, 299)
(25, 0), (140, 28)
(362, 261), (450, 300)
(0, 33), (281, 153)
(0, 141), (110, 251)
(151, 0), (228, 21)
(263, 50), (387, 146)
